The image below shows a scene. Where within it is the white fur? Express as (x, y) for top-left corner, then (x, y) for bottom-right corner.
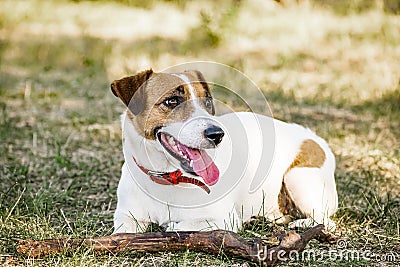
(114, 83), (338, 233)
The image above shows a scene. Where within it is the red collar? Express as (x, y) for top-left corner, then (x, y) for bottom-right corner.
(132, 156), (210, 194)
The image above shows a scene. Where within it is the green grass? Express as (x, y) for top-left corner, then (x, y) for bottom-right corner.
(1, 0), (399, 266)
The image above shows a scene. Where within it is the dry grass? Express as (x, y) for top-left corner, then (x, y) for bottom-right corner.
(0, 0), (399, 266)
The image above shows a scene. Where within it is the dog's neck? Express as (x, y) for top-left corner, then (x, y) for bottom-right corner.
(122, 111), (177, 173)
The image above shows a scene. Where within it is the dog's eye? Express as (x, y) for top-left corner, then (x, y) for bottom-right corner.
(163, 96), (182, 109)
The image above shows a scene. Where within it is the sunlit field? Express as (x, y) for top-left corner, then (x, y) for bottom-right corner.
(1, 0), (399, 266)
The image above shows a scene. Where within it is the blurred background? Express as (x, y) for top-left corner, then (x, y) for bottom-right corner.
(1, 0), (399, 265)
(1, 0), (399, 106)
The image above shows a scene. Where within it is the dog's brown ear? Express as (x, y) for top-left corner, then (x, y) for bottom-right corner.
(111, 69), (153, 115)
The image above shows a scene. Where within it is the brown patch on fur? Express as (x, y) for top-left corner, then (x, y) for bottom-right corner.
(134, 73), (191, 139)
(278, 139), (326, 216)
(287, 139), (326, 171)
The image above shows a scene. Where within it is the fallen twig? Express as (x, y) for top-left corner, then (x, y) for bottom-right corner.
(17, 224), (330, 264)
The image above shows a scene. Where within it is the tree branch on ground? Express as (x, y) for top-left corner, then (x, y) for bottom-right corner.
(17, 224), (337, 265)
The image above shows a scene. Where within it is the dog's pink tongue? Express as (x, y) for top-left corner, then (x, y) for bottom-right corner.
(185, 147), (219, 186)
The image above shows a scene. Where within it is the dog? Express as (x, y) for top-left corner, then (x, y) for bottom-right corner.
(111, 69), (338, 233)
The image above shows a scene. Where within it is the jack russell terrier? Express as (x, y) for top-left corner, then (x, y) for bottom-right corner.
(111, 69), (338, 233)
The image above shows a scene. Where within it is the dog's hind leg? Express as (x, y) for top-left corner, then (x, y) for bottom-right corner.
(282, 167), (338, 231)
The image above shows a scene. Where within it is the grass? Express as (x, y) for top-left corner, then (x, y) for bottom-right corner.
(1, 0), (399, 266)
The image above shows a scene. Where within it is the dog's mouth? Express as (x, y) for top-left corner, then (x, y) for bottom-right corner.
(157, 132), (219, 186)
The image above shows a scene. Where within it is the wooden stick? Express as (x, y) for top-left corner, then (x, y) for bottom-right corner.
(17, 224), (327, 264)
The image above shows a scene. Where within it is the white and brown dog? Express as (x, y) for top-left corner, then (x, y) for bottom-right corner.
(111, 69), (338, 233)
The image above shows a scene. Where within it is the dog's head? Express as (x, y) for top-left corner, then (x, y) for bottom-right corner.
(111, 69), (224, 186)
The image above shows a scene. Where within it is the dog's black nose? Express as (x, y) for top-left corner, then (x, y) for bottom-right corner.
(204, 126), (224, 146)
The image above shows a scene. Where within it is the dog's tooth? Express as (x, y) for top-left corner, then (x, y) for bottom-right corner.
(190, 160), (193, 167)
